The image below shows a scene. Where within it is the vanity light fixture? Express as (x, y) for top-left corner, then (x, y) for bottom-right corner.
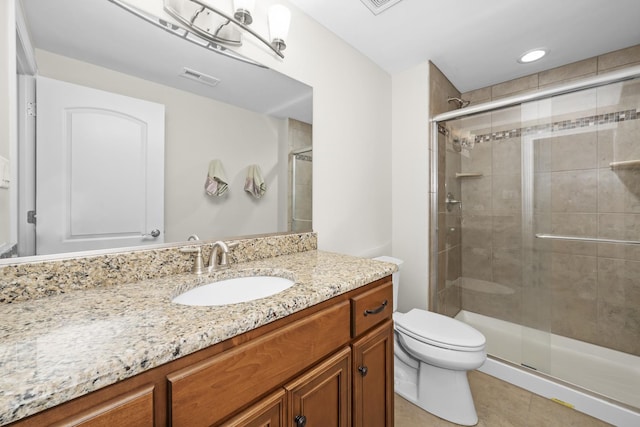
(163, 0), (291, 58)
(518, 48), (548, 63)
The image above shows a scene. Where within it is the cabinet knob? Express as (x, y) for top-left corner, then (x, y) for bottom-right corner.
(358, 365), (368, 377)
(295, 414), (307, 427)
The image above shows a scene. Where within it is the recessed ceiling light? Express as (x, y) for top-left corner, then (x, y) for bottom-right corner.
(518, 48), (547, 64)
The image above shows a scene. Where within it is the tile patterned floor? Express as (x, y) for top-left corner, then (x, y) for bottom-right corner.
(395, 370), (613, 426)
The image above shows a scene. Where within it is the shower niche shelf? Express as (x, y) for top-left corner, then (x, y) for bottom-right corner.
(609, 160), (640, 169)
(455, 172), (484, 178)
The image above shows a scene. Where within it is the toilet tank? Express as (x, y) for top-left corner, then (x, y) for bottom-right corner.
(372, 256), (403, 312)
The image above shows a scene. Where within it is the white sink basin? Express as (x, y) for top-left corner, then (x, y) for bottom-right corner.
(172, 275), (295, 306)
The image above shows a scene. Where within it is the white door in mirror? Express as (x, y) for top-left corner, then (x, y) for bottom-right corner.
(172, 276), (294, 306)
(35, 77), (165, 255)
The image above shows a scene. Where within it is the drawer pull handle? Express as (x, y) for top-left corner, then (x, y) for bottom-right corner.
(364, 300), (388, 316)
(295, 414), (307, 427)
(358, 365), (368, 377)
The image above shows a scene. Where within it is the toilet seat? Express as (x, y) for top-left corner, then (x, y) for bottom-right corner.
(394, 309), (485, 352)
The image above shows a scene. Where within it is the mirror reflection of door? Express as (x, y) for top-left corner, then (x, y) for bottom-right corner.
(34, 77), (165, 255)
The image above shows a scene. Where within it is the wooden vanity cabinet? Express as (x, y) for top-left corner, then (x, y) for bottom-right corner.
(8, 277), (393, 427)
(352, 321), (394, 427)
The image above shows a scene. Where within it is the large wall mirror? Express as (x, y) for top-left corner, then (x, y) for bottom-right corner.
(2, 0), (312, 263)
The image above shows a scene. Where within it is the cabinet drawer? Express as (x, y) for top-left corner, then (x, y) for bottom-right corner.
(351, 280), (392, 337)
(49, 384), (154, 427)
(167, 301), (351, 427)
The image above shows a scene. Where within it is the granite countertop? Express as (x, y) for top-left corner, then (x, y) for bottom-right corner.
(0, 250), (396, 425)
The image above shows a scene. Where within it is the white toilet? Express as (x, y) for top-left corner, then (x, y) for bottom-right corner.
(373, 256), (486, 426)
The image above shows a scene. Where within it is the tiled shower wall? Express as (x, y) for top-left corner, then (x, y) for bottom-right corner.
(287, 119), (312, 232)
(446, 44), (640, 356)
(429, 63), (463, 316)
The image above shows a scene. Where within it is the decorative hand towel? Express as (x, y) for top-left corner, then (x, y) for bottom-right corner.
(204, 159), (228, 196)
(244, 164), (266, 198)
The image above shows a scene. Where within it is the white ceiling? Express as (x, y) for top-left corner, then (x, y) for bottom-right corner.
(288, 0), (640, 93)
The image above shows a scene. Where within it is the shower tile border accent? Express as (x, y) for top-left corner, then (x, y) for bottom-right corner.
(469, 108), (638, 144)
(0, 232), (317, 304)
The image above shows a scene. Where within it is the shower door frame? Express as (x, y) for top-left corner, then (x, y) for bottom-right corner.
(428, 63), (640, 314)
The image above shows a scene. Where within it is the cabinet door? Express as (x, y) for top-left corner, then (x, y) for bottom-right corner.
(286, 347), (351, 427)
(352, 320), (394, 427)
(220, 389), (286, 427)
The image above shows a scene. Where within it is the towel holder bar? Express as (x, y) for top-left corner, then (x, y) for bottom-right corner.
(535, 233), (640, 245)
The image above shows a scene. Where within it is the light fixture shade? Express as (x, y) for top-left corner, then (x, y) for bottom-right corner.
(268, 5), (291, 44)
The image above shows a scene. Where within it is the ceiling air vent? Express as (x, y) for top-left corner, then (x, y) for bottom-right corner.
(179, 67), (221, 87)
(359, 0), (404, 15)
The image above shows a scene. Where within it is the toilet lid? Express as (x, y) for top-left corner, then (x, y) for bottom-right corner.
(394, 309), (486, 352)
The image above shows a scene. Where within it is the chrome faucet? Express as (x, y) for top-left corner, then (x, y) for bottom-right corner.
(180, 235), (206, 274)
(208, 240), (239, 272)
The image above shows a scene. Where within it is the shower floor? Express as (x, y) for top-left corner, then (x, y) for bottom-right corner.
(456, 310), (640, 425)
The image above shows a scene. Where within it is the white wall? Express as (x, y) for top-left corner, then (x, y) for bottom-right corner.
(391, 62), (431, 312)
(0, 1), (16, 253)
(125, 0), (393, 257)
(36, 50), (286, 242)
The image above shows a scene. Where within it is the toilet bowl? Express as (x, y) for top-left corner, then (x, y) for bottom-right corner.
(373, 256), (486, 426)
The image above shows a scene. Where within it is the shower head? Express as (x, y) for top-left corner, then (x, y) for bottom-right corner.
(447, 97), (471, 109)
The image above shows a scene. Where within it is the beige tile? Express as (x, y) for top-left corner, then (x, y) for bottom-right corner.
(446, 244), (462, 284)
(462, 139), (493, 176)
(461, 284), (522, 324)
(461, 245), (493, 282)
(492, 74), (539, 99)
(597, 257), (630, 305)
(461, 86), (492, 104)
(550, 169), (597, 213)
(492, 173), (521, 213)
(492, 214), (522, 249)
(396, 372), (615, 427)
(492, 248), (523, 287)
(598, 169), (627, 214)
(526, 394), (612, 427)
(551, 292), (598, 342)
(462, 176), (492, 214)
(551, 253), (598, 299)
(437, 249), (447, 292)
(492, 137), (522, 175)
(438, 212), (447, 252)
(468, 371), (532, 427)
(597, 300), (640, 355)
(430, 62), (462, 115)
(461, 214), (492, 248)
(395, 394), (454, 426)
(597, 44), (640, 72)
(550, 213), (597, 256)
(534, 172), (552, 212)
(550, 132), (598, 172)
(539, 57), (598, 88)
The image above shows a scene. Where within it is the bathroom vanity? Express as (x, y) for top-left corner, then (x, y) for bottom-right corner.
(0, 237), (396, 427)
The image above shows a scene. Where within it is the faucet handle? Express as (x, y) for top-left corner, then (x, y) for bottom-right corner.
(180, 246), (206, 274)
